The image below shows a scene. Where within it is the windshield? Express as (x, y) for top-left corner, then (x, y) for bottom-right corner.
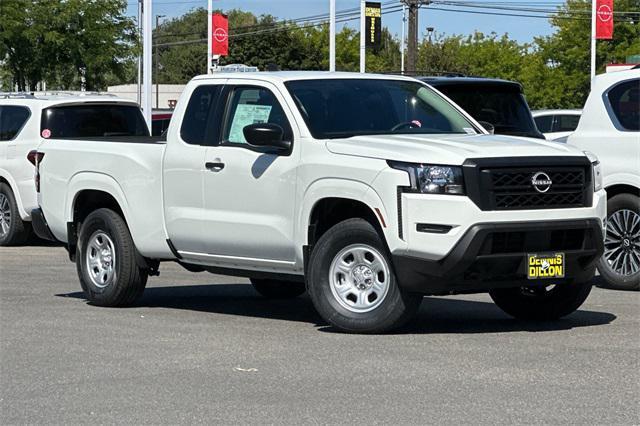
(41, 104), (149, 138)
(285, 79), (477, 139)
(434, 84), (539, 137)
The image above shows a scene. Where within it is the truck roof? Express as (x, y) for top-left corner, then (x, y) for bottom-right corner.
(192, 71), (420, 83)
(0, 92), (138, 108)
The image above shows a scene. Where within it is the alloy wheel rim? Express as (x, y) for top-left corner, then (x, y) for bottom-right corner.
(85, 231), (117, 288)
(329, 244), (390, 313)
(0, 194), (10, 237)
(603, 209), (640, 276)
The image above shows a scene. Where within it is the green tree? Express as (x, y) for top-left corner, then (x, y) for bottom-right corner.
(0, 0), (137, 91)
(536, 0), (640, 107)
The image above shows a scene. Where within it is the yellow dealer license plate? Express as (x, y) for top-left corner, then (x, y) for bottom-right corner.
(527, 253), (565, 280)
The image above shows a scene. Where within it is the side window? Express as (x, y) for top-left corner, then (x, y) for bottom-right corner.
(222, 86), (292, 145)
(534, 115), (553, 133)
(555, 114), (580, 132)
(0, 106), (31, 141)
(607, 79), (640, 131)
(180, 85), (222, 145)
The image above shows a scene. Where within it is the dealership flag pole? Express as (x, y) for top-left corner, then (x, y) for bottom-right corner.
(591, 0), (596, 87)
(208, 0), (213, 73)
(142, 0), (152, 130)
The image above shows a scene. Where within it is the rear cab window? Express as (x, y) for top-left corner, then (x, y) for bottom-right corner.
(0, 106), (31, 141)
(41, 103), (149, 138)
(180, 85), (222, 145)
(606, 79), (640, 131)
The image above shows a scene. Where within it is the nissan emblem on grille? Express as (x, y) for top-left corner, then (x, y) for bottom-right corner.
(531, 171), (553, 193)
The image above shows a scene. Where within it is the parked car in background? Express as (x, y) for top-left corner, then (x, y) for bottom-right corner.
(33, 72), (605, 333)
(533, 109), (582, 141)
(0, 92), (149, 246)
(152, 110), (173, 137)
(567, 69), (640, 290)
(418, 76), (544, 139)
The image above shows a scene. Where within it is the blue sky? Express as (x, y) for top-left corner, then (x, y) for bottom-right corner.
(126, 0), (558, 43)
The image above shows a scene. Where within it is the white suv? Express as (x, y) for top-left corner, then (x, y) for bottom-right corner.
(0, 92), (147, 245)
(567, 69), (640, 290)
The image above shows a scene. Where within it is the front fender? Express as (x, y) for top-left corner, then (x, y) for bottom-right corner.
(604, 173), (640, 193)
(296, 178), (392, 262)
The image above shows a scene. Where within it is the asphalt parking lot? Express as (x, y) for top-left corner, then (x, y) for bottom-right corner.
(1, 244), (639, 425)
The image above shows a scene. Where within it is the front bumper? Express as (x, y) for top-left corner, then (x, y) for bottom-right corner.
(393, 219), (604, 295)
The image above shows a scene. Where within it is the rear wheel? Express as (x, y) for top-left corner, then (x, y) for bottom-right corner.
(250, 278), (306, 299)
(307, 218), (421, 333)
(0, 183), (31, 246)
(597, 193), (640, 291)
(76, 208), (148, 306)
(489, 282), (592, 320)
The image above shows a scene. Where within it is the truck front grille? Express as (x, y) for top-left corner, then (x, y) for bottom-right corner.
(462, 157), (593, 211)
(489, 168), (587, 210)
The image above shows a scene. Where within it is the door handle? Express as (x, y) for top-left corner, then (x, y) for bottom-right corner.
(205, 159), (225, 171)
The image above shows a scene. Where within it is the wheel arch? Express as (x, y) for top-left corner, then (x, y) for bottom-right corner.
(605, 183), (640, 199)
(299, 179), (391, 251)
(0, 170), (29, 219)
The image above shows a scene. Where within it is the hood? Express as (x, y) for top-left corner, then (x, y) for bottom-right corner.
(325, 133), (585, 165)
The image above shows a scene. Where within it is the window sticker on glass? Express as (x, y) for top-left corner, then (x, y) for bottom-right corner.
(228, 104), (272, 143)
(463, 127), (477, 134)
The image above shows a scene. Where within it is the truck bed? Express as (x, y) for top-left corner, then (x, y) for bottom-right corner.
(38, 137), (171, 258)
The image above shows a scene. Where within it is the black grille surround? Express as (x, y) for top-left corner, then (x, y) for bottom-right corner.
(463, 156), (593, 211)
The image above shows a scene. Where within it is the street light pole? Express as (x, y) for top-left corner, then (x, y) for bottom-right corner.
(329, 0), (336, 71)
(359, 0), (366, 73)
(155, 14), (165, 110)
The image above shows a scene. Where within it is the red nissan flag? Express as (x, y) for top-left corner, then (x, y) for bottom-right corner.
(596, 0), (614, 40)
(212, 13), (228, 55)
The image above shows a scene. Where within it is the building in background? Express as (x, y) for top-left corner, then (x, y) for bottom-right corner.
(107, 84), (185, 109)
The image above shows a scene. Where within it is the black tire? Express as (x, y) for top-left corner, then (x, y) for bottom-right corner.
(597, 193), (640, 291)
(489, 282), (592, 320)
(307, 218), (422, 334)
(76, 208), (148, 306)
(250, 278), (306, 299)
(0, 183), (32, 246)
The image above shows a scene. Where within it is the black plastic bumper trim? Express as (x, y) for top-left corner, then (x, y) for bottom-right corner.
(393, 219), (604, 295)
(30, 208), (57, 242)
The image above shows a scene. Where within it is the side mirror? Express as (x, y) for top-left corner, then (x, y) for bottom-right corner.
(477, 121), (495, 134)
(243, 123), (291, 151)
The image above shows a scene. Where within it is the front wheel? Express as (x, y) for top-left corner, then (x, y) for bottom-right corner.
(489, 282), (592, 320)
(597, 193), (640, 291)
(307, 218), (421, 333)
(76, 208), (148, 306)
(250, 278), (306, 299)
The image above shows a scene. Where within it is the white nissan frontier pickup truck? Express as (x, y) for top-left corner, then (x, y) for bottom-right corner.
(33, 72), (606, 333)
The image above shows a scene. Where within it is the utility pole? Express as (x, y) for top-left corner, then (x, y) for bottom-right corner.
(406, 0), (419, 75)
(401, 3), (406, 74)
(155, 14), (165, 109)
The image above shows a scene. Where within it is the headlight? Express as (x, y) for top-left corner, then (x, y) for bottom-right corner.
(389, 162), (465, 195)
(584, 151), (603, 192)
